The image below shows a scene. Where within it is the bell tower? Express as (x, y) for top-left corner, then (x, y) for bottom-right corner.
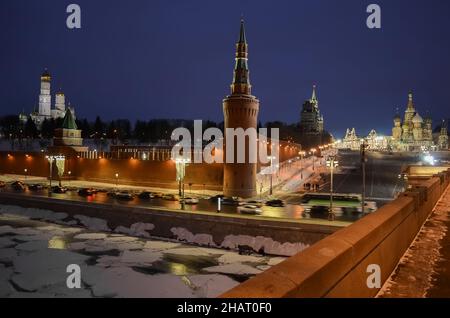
(222, 19), (260, 198)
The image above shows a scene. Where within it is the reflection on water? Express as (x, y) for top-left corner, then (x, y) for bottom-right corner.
(15, 189), (368, 222)
(48, 236), (68, 250)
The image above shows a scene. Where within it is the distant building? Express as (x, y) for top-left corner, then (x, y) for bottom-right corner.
(391, 92), (434, 151)
(21, 69), (76, 128)
(438, 120), (449, 150)
(300, 85), (324, 135)
(50, 108), (87, 154)
(340, 128), (361, 150)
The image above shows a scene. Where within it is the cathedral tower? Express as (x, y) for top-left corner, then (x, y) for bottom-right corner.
(223, 19), (260, 198)
(38, 68), (52, 117)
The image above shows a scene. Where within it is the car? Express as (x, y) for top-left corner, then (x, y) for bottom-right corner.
(181, 197), (199, 205)
(78, 188), (97, 196)
(107, 191), (117, 197)
(28, 184), (44, 191)
(245, 200), (263, 207)
(266, 199), (285, 207)
(138, 191), (155, 199)
(11, 181), (26, 191)
(222, 197), (243, 206)
(162, 194), (180, 201)
(152, 192), (164, 199)
(0, 181), (6, 188)
(209, 194), (225, 202)
(115, 191), (134, 201)
(52, 186), (68, 194)
(237, 205), (262, 215)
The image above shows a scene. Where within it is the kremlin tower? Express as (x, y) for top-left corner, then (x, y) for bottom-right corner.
(222, 19), (260, 198)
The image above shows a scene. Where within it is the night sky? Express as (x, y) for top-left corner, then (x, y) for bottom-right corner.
(1, 0), (450, 137)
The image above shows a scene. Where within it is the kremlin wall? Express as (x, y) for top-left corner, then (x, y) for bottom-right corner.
(0, 141), (301, 191)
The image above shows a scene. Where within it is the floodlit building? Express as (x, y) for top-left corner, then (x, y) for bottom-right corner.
(22, 69), (76, 127)
(391, 92), (434, 151)
(438, 121), (449, 150)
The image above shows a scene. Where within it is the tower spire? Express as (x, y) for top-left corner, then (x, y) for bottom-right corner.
(239, 18), (246, 44)
(231, 19), (251, 95)
(311, 84), (317, 101)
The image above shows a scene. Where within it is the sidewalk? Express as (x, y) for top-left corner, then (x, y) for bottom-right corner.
(0, 174), (219, 197)
(378, 184), (450, 298)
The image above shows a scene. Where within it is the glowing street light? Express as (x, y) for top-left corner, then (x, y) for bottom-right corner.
(46, 155), (65, 194)
(298, 151), (306, 179)
(310, 148), (317, 171)
(326, 156), (339, 221)
(173, 157), (191, 200)
(115, 173), (119, 187)
(267, 155), (276, 196)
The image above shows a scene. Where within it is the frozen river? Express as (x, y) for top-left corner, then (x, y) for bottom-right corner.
(0, 207), (285, 298)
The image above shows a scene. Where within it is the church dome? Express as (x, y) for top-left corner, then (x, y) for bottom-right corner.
(412, 113), (423, 123)
(394, 114), (401, 122)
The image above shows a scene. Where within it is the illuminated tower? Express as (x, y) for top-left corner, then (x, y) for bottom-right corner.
(52, 89), (66, 119)
(38, 69), (52, 117)
(223, 19), (260, 198)
(402, 92), (415, 142)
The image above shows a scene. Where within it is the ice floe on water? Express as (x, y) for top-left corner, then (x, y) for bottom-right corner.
(186, 274), (240, 298)
(221, 234), (309, 257)
(203, 263), (263, 276)
(171, 227), (216, 246)
(74, 215), (110, 232)
(114, 223), (155, 238)
(0, 205), (288, 297)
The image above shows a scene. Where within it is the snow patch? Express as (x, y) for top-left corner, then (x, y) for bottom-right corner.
(74, 215), (110, 232)
(221, 235), (309, 256)
(171, 227), (216, 246)
(203, 263), (262, 276)
(187, 274), (240, 298)
(73, 233), (108, 240)
(114, 223), (155, 238)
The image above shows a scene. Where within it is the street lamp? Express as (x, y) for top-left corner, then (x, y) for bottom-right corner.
(267, 155), (276, 196)
(360, 141), (368, 213)
(173, 157), (191, 201)
(24, 168), (28, 182)
(46, 155), (65, 195)
(115, 173), (119, 188)
(310, 148), (317, 171)
(326, 156), (339, 221)
(298, 151), (306, 179)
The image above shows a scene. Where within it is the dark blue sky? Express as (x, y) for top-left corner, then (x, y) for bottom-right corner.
(1, 0), (449, 137)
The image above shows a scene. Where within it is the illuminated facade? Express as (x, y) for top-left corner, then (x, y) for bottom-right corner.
(391, 92), (434, 151)
(23, 69), (76, 127)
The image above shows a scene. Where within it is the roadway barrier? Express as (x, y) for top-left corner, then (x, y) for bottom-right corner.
(222, 167), (450, 298)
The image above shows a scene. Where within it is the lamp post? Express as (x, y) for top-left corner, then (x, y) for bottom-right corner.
(46, 155), (65, 195)
(326, 156), (339, 221)
(298, 151), (306, 179)
(24, 168), (28, 182)
(115, 173), (119, 188)
(173, 157), (191, 202)
(267, 155), (276, 196)
(68, 171), (72, 187)
(360, 141), (368, 213)
(311, 148), (317, 171)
